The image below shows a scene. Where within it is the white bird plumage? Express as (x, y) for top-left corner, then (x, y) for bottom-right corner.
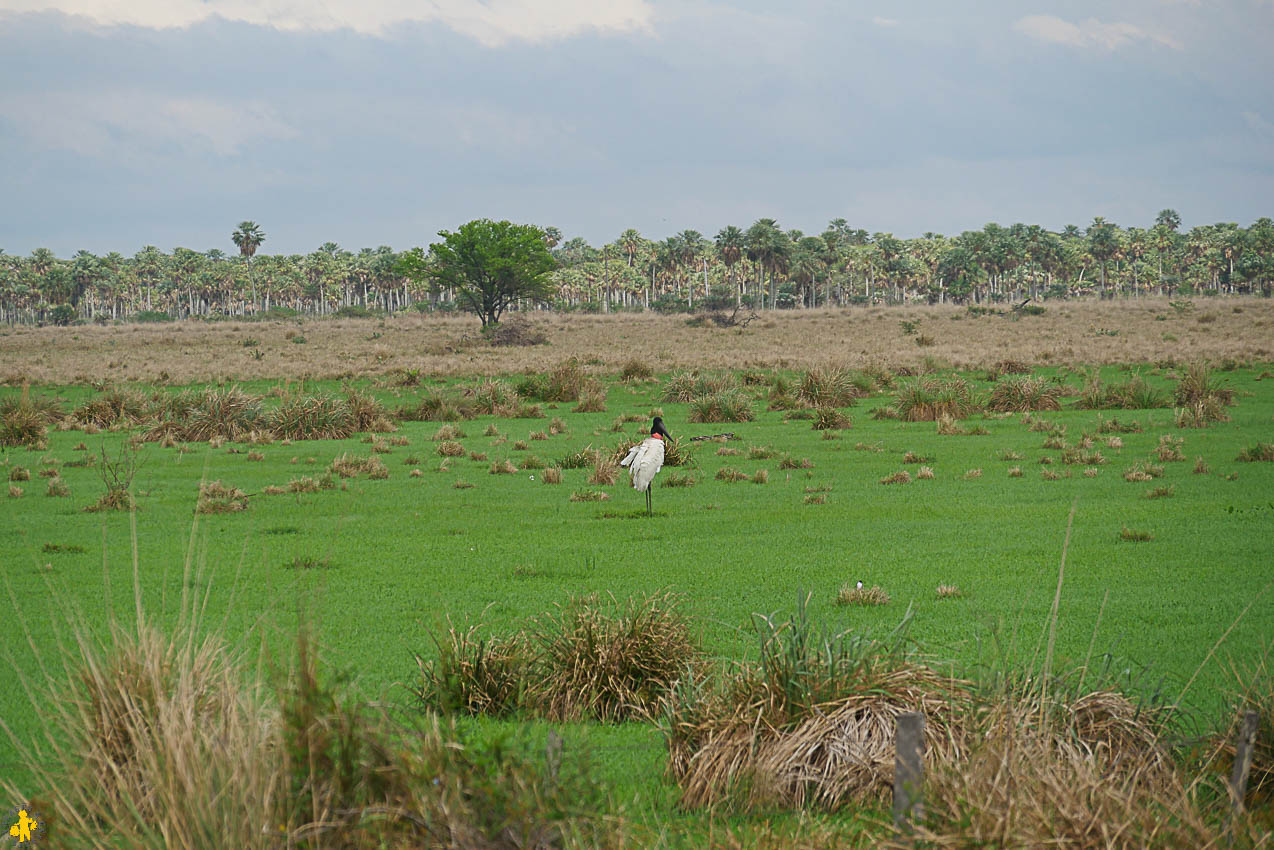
(620, 437), (665, 493)
(621, 416), (671, 514)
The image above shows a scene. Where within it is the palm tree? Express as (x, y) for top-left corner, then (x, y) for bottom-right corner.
(714, 225), (745, 306)
(231, 221), (265, 310)
(1086, 217), (1120, 296)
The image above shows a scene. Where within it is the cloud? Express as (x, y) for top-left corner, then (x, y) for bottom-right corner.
(1013, 14), (1181, 50)
(871, 16), (900, 27)
(0, 0), (655, 45)
(0, 91), (298, 161)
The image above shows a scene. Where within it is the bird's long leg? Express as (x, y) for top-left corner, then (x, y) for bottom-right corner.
(646, 484), (653, 516)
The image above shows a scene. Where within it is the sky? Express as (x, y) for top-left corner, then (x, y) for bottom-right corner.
(1, 0), (1272, 257)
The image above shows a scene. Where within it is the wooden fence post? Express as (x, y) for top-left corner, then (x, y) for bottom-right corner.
(894, 711), (925, 831)
(1229, 710), (1259, 822)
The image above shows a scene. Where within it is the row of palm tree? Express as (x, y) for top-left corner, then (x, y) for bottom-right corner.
(2, 212), (1271, 324)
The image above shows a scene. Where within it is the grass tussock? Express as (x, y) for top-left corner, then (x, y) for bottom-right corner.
(435, 439), (465, 457)
(662, 471), (696, 488)
(811, 407), (852, 430)
(665, 598), (972, 812)
(1236, 442), (1274, 462)
(715, 466), (748, 483)
(936, 584), (963, 599)
(619, 358), (654, 381)
(329, 452), (388, 479)
(893, 376), (981, 422)
(431, 423), (465, 441)
(988, 376), (1062, 412)
(588, 454), (619, 485)
(1075, 373), (1169, 410)
(688, 388), (755, 423)
(1155, 434), (1186, 462)
(0, 390), (49, 448)
(880, 470), (911, 485)
(1145, 484), (1176, 499)
(489, 459), (517, 475)
(797, 365), (862, 408)
(1120, 526), (1153, 542)
(886, 690), (1226, 850)
(837, 584), (890, 606)
(1124, 461), (1164, 482)
(529, 591), (698, 722)
(917, 466), (935, 479)
(195, 480), (249, 513)
(516, 357), (591, 402)
(541, 467), (562, 484)
(569, 489), (609, 502)
(269, 391), (354, 440)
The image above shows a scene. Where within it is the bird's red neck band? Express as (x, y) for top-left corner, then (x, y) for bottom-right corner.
(651, 433), (664, 440)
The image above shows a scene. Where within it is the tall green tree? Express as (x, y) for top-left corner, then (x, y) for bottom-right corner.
(400, 219), (557, 328)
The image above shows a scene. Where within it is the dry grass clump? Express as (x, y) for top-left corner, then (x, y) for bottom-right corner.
(570, 488), (609, 501)
(751, 469), (769, 484)
(398, 388), (472, 422)
(988, 376), (1062, 412)
(541, 467), (563, 484)
(716, 446), (741, 456)
(432, 423), (465, 441)
(1236, 442), (1274, 462)
(46, 476), (70, 497)
(811, 407), (852, 430)
(1173, 362), (1235, 409)
(666, 600), (971, 812)
(662, 471), (696, 487)
(893, 376), (981, 422)
(468, 451), (488, 462)
(1062, 447), (1107, 466)
(688, 388), (755, 423)
(1124, 461), (1164, 482)
(73, 387), (148, 427)
(619, 358), (655, 381)
(1193, 456), (1211, 474)
(329, 452), (388, 479)
(716, 466), (748, 483)
(573, 387), (607, 413)
(935, 415), (967, 436)
(748, 444), (778, 459)
(1145, 484), (1176, 499)
(489, 459), (518, 475)
(1075, 373), (1169, 410)
(837, 584), (890, 606)
(916, 466), (935, 480)
(529, 591), (698, 722)
(880, 470), (911, 485)
(588, 454), (619, 485)
(435, 440), (465, 457)
(548, 416), (568, 435)
(797, 365), (862, 408)
(8, 484), (22, 498)
(1120, 526), (1153, 542)
(343, 387), (393, 432)
(902, 451), (932, 464)
(0, 391), (50, 447)
(663, 370), (735, 402)
(888, 691), (1221, 850)
(516, 357), (591, 402)
(778, 454), (813, 470)
(519, 454), (545, 470)
(195, 480), (249, 513)
(180, 386), (265, 441)
(1008, 466), (1023, 477)
(1155, 434), (1186, 462)
(413, 621), (529, 717)
(415, 592), (698, 727)
(1040, 468), (1060, 480)
(936, 584), (963, 598)
(9, 465), (30, 481)
(269, 391), (354, 440)
(963, 468), (983, 480)
(559, 446), (599, 469)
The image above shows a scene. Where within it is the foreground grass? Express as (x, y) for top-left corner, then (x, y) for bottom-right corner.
(2, 360), (1272, 843)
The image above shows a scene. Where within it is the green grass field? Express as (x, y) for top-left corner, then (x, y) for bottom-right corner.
(3, 364), (1273, 836)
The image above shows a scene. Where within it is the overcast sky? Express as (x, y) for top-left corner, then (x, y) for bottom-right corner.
(2, 0), (1272, 256)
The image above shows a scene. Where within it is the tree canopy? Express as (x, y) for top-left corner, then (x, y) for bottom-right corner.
(399, 219), (557, 328)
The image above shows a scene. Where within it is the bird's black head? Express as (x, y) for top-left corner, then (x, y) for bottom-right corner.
(651, 416), (671, 439)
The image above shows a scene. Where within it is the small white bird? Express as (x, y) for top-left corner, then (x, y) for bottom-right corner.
(620, 416), (671, 515)
(856, 580), (864, 589)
